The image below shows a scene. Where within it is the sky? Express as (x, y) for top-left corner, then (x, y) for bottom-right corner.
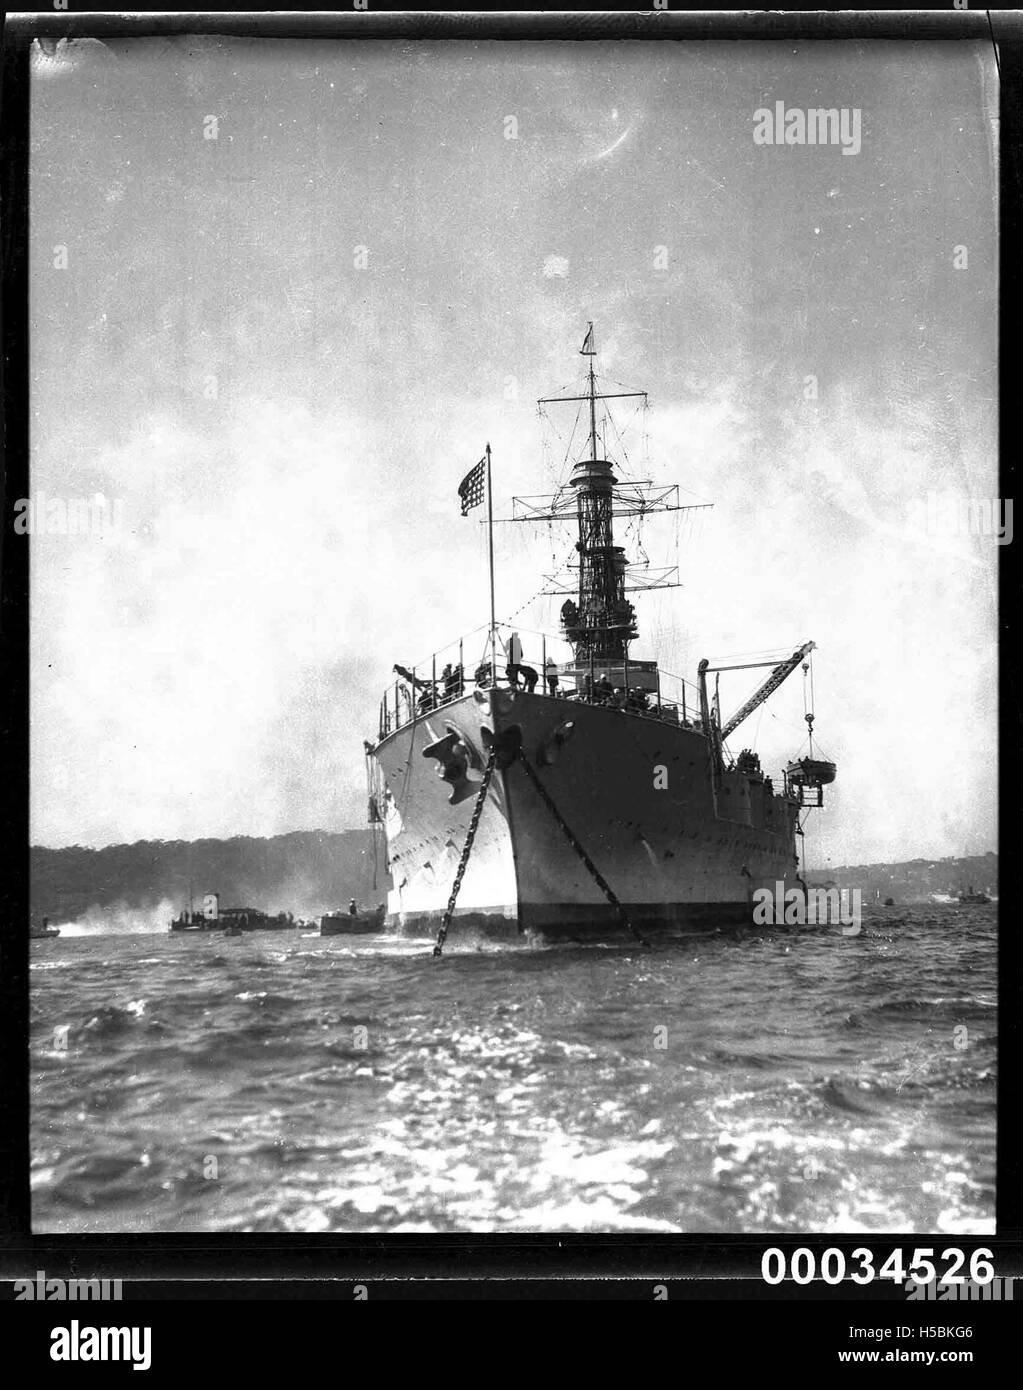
(29, 36), (998, 864)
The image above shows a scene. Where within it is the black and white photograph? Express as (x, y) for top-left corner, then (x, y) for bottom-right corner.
(23, 20), (998, 1242)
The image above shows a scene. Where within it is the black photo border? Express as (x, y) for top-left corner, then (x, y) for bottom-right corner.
(1, 3), (1019, 1302)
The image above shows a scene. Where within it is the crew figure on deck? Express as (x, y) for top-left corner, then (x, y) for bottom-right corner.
(594, 674), (614, 704)
(505, 631), (523, 687)
(441, 663), (464, 699)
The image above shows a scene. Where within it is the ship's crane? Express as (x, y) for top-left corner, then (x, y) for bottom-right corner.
(699, 641), (837, 806)
(718, 641), (816, 742)
(698, 641), (816, 769)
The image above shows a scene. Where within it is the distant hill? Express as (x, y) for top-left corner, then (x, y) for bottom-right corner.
(30, 836), (998, 925)
(31, 830), (389, 925)
(804, 852), (997, 902)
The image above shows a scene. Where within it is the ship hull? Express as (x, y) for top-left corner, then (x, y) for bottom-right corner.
(370, 687), (802, 943)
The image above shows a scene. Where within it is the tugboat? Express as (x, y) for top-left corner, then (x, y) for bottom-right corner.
(320, 900), (385, 936)
(958, 886), (992, 905)
(363, 325), (838, 945)
(169, 893), (298, 932)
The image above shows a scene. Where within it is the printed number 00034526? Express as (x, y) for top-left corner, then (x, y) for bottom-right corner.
(761, 1248), (994, 1286)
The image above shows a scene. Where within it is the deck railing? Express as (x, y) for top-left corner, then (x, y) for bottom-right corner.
(377, 620), (706, 741)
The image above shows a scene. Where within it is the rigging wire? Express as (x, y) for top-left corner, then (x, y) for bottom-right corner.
(500, 536), (580, 623)
(606, 406), (636, 481)
(537, 400), (584, 492)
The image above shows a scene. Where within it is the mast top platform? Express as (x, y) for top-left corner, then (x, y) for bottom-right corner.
(569, 457), (618, 492)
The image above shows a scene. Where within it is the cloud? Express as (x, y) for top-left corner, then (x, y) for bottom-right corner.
(31, 396), (440, 845)
(28, 38), (998, 864)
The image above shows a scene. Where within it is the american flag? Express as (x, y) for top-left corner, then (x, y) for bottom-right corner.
(458, 455), (487, 515)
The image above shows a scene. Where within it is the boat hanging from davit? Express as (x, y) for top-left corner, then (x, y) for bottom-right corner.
(363, 325), (837, 947)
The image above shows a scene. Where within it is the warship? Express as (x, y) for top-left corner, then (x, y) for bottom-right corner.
(365, 326), (836, 946)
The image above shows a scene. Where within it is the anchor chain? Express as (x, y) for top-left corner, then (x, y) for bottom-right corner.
(433, 745), (498, 957)
(516, 751), (649, 948)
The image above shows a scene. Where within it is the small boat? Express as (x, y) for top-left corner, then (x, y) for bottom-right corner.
(784, 757), (837, 788)
(883, 897), (895, 907)
(170, 893), (300, 932)
(321, 904), (386, 936)
(30, 917), (60, 940)
(958, 887), (992, 905)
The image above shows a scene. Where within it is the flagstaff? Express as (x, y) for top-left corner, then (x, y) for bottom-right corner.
(486, 442), (497, 681)
(454, 445), (498, 684)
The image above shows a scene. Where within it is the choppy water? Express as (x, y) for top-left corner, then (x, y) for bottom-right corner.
(30, 905), (996, 1233)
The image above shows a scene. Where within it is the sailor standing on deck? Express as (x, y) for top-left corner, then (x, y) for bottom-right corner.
(544, 657), (559, 695)
(349, 898), (358, 917)
(505, 631), (523, 687)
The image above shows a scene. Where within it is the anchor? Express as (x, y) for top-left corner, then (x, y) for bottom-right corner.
(422, 729), (479, 805)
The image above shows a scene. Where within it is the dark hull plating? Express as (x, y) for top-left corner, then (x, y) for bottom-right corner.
(371, 687), (802, 941)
